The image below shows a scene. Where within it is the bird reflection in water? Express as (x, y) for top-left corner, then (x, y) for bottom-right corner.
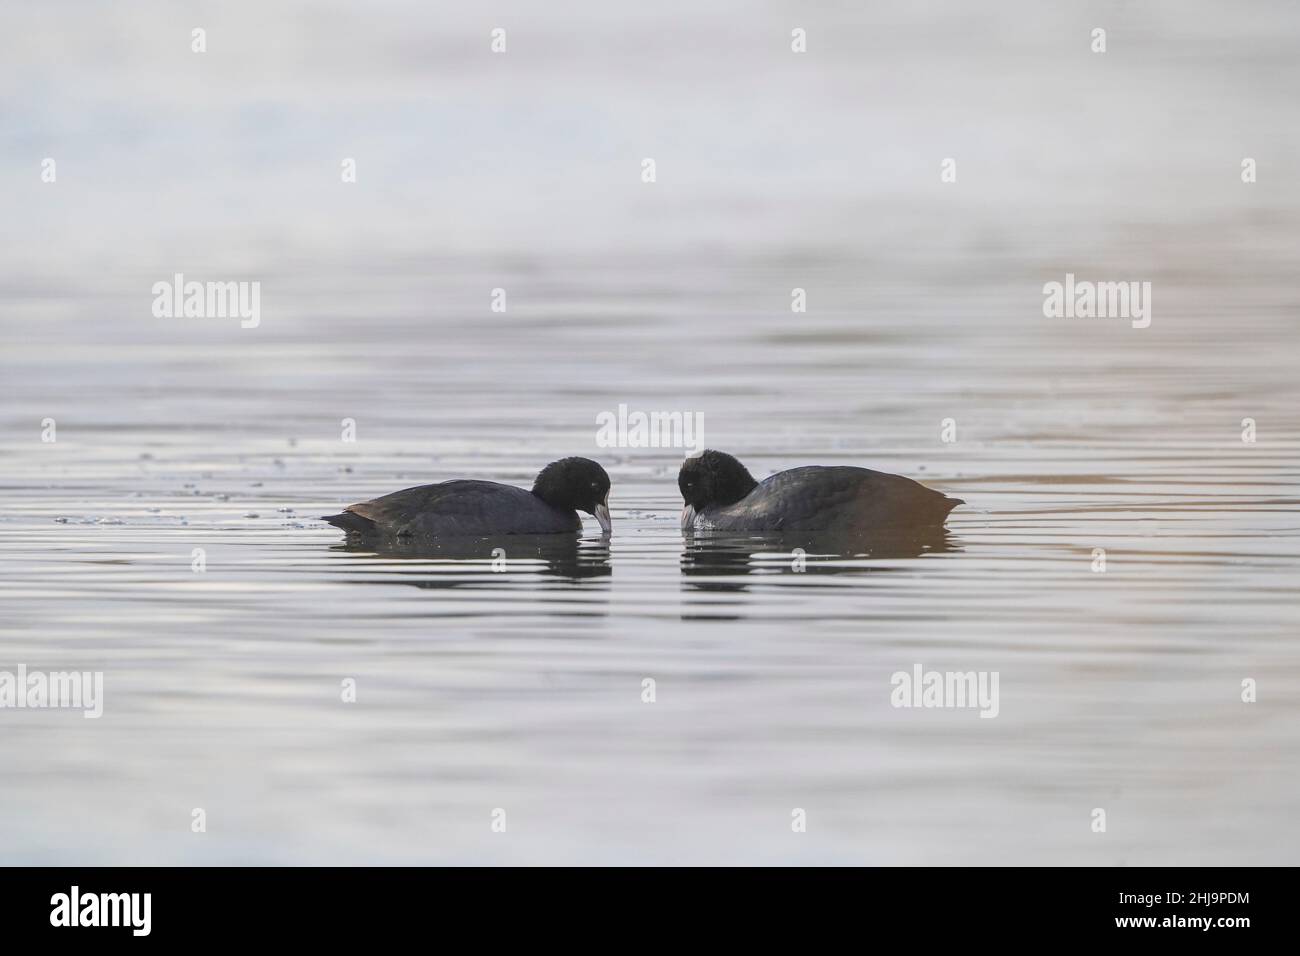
(331, 533), (612, 587)
(681, 527), (960, 592)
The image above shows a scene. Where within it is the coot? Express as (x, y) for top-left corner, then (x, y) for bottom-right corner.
(323, 457), (612, 538)
(678, 450), (961, 533)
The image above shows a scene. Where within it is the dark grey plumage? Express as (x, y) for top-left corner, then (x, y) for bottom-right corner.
(679, 451), (962, 534)
(323, 457), (611, 539)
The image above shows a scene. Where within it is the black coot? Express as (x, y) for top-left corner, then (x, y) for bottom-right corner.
(323, 457), (612, 538)
(678, 450), (962, 533)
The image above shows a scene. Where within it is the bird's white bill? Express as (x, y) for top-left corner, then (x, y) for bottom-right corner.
(594, 498), (612, 534)
(680, 505), (696, 531)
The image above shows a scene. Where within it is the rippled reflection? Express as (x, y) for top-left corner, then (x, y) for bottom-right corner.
(681, 527), (960, 587)
(330, 533), (613, 584)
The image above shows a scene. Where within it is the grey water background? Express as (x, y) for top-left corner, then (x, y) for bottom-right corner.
(2, 1), (1298, 863)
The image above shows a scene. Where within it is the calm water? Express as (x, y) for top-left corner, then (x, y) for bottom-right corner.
(2, 253), (1297, 865)
(2, 1), (1299, 864)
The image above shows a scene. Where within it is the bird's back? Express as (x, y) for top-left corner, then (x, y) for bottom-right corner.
(329, 479), (581, 537)
(699, 465), (961, 533)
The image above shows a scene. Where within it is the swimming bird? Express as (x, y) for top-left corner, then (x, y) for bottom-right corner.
(322, 457), (612, 538)
(678, 450), (961, 533)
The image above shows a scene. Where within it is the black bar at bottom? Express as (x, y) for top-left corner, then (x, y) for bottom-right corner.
(0, 866), (1277, 942)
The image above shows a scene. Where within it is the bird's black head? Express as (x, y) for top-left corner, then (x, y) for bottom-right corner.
(678, 450), (758, 510)
(532, 457), (612, 533)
